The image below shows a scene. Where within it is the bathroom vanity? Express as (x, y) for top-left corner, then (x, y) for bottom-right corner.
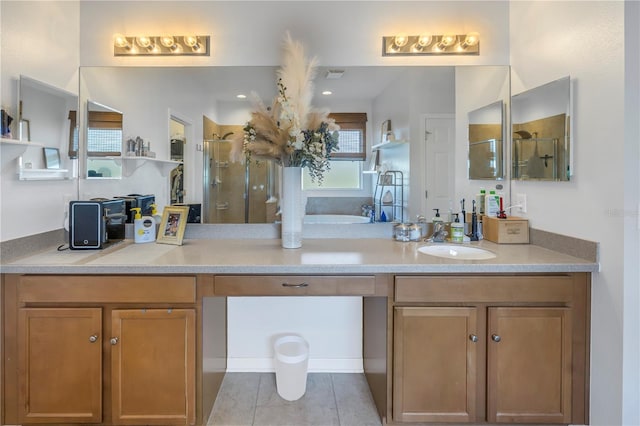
(1, 238), (596, 426)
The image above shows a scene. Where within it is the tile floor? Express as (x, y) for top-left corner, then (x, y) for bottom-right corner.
(207, 373), (382, 426)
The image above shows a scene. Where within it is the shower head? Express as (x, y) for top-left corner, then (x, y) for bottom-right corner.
(514, 130), (532, 139)
(222, 132), (234, 140)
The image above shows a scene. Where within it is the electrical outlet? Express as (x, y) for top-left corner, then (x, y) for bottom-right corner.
(516, 193), (527, 213)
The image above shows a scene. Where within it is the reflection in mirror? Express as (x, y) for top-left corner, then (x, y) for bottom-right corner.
(468, 100), (504, 179)
(18, 75), (78, 173)
(78, 66), (510, 222)
(86, 100), (123, 179)
(511, 76), (572, 181)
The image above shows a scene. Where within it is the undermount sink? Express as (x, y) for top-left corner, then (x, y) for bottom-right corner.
(418, 244), (497, 260)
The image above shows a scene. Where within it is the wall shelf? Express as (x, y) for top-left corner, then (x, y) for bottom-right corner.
(103, 156), (182, 177)
(18, 167), (70, 181)
(1, 138), (44, 167)
(371, 140), (408, 151)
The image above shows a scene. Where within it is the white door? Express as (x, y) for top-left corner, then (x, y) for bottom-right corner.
(423, 115), (455, 218)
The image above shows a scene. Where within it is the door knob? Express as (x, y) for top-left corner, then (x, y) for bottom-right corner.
(491, 334), (501, 342)
(89, 334), (99, 343)
(469, 334), (478, 342)
(110, 337), (119, 345)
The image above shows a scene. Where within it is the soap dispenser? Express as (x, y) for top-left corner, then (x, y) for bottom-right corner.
(450, 213), (464, 243)
(131, 207), (156, 243)
(150, 203), (162, 234)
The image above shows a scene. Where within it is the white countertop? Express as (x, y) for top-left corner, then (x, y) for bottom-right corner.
(0, 238), (599, 275)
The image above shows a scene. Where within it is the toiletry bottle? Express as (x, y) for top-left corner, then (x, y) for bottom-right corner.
(476, 189), (486, 215)
(485, 190), (500, 217)
(451, 213), (464, 243)
(432, 208), (442, 225)
(150, 203), (162, 234)
(131, 207), (156, 243)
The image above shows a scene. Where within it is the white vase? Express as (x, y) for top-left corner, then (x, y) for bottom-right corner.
(281, 166), (304, 249)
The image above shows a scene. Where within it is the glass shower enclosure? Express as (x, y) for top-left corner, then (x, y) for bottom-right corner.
(203, 139), (275, 223)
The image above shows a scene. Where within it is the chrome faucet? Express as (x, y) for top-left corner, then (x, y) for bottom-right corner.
(429, 221), (448, 242)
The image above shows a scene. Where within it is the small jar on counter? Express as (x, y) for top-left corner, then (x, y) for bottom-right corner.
(393, 223), (411, 242)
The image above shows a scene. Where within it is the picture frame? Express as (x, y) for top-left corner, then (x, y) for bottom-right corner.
(156, 205), (189, 245)
(43, 147), (61, 169)
(380, 119), (392, 143)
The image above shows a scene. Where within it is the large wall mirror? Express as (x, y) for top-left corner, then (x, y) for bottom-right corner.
(78, 66), (510, 223)
(511, 76), (572, 181)
(468, 100), (504, 179)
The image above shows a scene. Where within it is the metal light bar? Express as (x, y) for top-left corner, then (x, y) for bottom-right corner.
(114, 35), (210, 57)
(382, 33), (479, 56)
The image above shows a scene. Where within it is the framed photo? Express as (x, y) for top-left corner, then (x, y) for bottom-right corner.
(156, 205), (189, 245)
(380, 119), (391, 143)
(43, 147), (61, 169)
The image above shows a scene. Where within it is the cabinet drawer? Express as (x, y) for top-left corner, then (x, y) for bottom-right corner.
(395, 275), (574, 303)
(18, 275), (196, 303)
(214, 275), (376, 296)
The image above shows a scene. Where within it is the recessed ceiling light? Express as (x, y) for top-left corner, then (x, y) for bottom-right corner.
(322, 90), (332, 96)
(236, 94), (247, 99)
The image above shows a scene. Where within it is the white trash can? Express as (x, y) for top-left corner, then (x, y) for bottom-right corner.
(274, 335), (309, 401)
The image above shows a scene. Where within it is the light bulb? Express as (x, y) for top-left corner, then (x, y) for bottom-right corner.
(434, 34), (457, 52)
(184, 36), (199, 47)
(390, 33), (409, 52)
(412, 34), (433, 52)
(160, 35), (176, 48)
(136, 36), (152, 48)
(183, 35), (201, 52)
(460, 32), (480, 49)
(114, 34), (131, 49)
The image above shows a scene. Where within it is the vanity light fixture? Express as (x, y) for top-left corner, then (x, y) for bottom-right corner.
(114, 34), (210, 56)
(382, 32), (480, 56)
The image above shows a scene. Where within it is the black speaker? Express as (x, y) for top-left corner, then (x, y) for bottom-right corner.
(69, 201), (104, 249)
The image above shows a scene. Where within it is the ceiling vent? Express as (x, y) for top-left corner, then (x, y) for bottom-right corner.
(325, 70), (345, 79)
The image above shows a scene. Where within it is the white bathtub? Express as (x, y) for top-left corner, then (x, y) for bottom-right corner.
(303, 214), (371, 224)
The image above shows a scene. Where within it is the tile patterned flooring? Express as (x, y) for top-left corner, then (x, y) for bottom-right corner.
(207, 373), (382, 426)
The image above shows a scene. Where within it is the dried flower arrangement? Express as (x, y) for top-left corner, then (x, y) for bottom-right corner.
(231, 32), (339, 183)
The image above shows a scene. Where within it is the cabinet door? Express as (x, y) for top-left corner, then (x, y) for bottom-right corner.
(487, 307), (572, 423)
(393, 307), (478, 423)
(111, 309), (195, 425)
(18, 307), (102, 423)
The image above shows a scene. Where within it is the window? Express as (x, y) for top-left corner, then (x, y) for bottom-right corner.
(302, 113), (367, 190)
(329, 113), (367, 160)
(87, 111), (123, 157)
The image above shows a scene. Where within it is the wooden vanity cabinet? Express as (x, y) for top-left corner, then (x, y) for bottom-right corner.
(391, 274), (589, 425)
(5, 275), (198, 425)
(18, 307), (103, 423)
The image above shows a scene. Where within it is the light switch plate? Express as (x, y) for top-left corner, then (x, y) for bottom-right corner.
(516, 193), (527, 213)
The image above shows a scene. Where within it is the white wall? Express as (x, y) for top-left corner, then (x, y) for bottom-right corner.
(1, 1), (80, 241)
(509, 2), (636, 424)
(623, 2), (640, 424)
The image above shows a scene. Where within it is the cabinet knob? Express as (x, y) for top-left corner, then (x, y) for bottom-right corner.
(110, 337), (119, 345)
(491, 334), (501, 342)
(89, 334), (99, 343)
(469, 334), (478, 343)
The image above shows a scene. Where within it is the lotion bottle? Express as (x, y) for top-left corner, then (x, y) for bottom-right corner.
(150, 203), (162, 234)
(131, 207), (156, 243)
(450, 213), (464, 243)
(485, 190), (500, 217)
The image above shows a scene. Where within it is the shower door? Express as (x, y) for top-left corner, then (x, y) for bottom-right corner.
(203, 140), (272, 223)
